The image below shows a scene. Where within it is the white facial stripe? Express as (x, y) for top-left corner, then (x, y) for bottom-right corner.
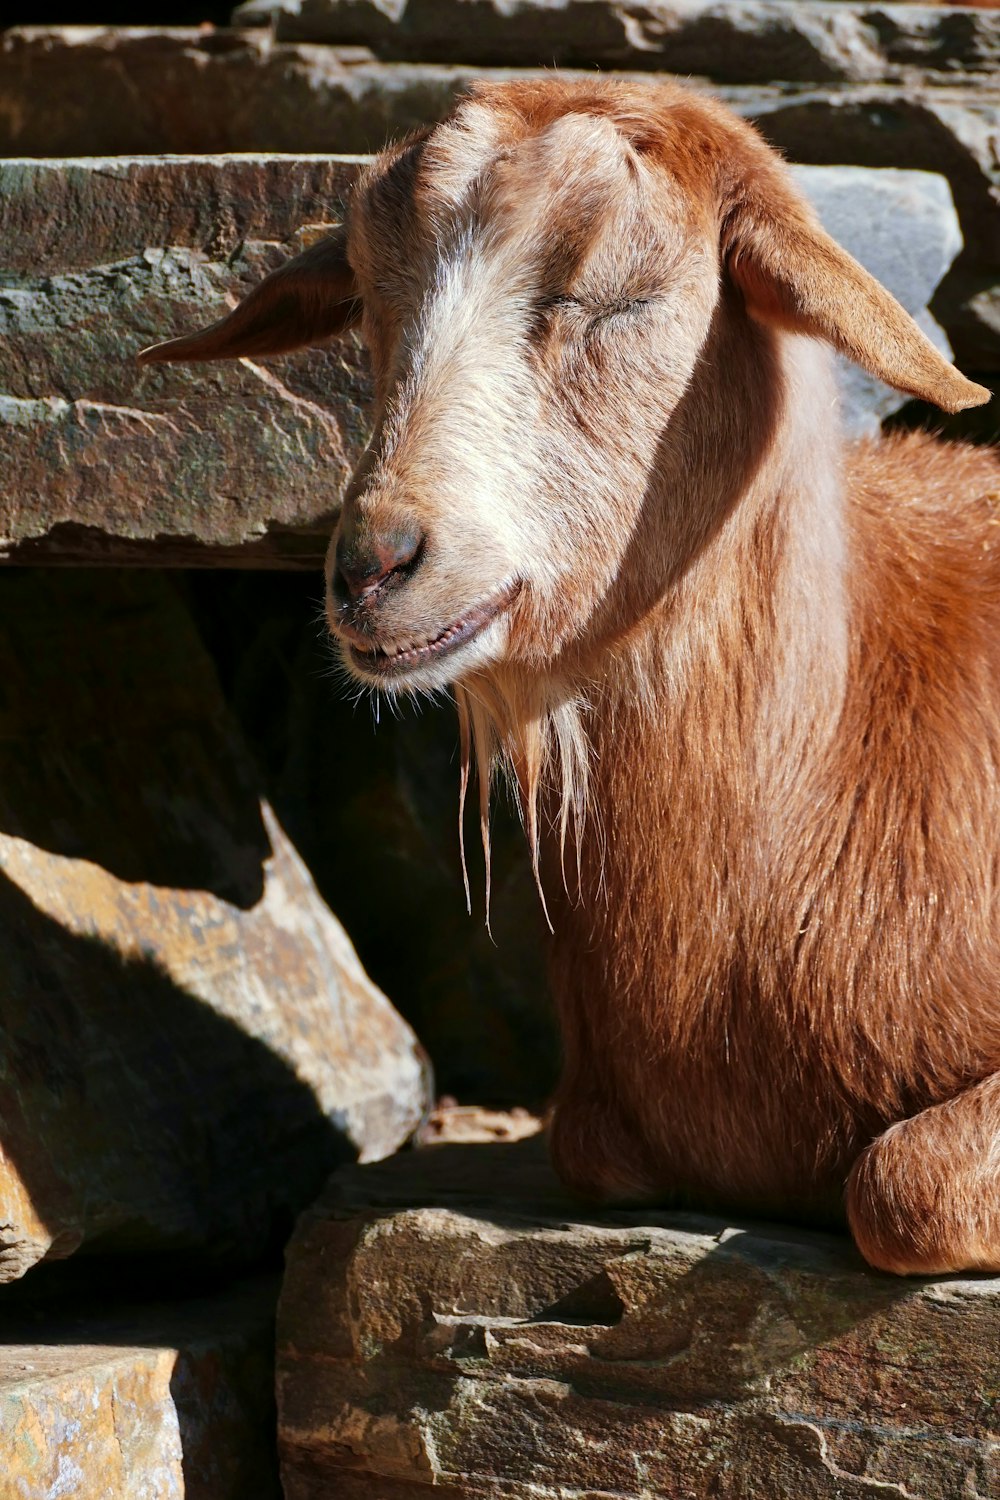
(372, 228), (553, 575)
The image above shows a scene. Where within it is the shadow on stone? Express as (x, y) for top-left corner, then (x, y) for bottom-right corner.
(182, 569), (558, 1110)
(0, 569), (270, 908)
(0, 867), (357, 1278)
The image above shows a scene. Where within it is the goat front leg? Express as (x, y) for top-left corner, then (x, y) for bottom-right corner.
(846, 1072), (1000, 1274)
(548, 1082), (664, 1205)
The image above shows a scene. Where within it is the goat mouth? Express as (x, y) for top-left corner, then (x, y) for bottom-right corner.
(347, 582), (520, 679)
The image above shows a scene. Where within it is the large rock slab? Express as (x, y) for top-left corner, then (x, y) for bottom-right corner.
(276, 1138), (1000, 1499)
(0, 152), (369, 566)
(1, 1273), (280, 1499)
(240, 0), (1000, 84)
(795, 165), (961, 432)
(0, 570), (429, 1280)
(2, 32), (997, 369)
(0, 150), (975, 566)
(0, 27), (450, 158)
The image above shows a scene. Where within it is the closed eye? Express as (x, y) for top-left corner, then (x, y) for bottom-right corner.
(535, 292), (654, 332)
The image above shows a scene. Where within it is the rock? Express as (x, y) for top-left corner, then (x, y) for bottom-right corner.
(0, 144), (980, 567)
(414, 1101), (544, 1145)
(0, 1273), (281, 1499)
(276, 1138), (1000, 1498)
(0, 570), (429, 1280)
(184, 571), (557, 1110)
(744, 81), (1000, 377)
(0, 26), (460, 158)
(0, 151), (369, 566)
(245, 0), (1000, 85)
(792, 165), (962, 433)
(2, 35), (996, 372)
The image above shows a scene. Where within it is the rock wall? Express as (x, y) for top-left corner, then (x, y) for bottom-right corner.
(2, 26), (999, 383)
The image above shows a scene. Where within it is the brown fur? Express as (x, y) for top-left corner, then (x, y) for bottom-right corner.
(143, 78), (1000, 1275)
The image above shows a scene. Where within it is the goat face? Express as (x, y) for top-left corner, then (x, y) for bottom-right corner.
(325, 102), (722, 695)
(140, 79), (988, 700)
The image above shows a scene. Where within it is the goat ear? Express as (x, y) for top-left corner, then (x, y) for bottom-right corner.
(138, 227), (360, 365)
(725, 193), (990, 415)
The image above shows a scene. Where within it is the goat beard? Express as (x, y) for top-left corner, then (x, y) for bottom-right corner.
(454, 669), (595, 931)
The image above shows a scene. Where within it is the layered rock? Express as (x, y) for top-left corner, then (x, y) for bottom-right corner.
(2, 33), (997, 372)
(0, 152), (367, 566)
(1, 1274), (280, 1499)
(0, 26), (447, 158)
(0, 570), (429, 1280)
(239, 0), (1000, 84)
(277, 1138), (1000, 1499)
(0, 149), (977, 567)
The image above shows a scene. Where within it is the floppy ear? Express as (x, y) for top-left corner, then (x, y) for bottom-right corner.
(724, 186), (990, 415)
(138, 225), (360, 365)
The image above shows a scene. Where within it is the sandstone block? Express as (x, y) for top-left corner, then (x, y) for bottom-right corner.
(0, 1274), (280, 1499)
(276, 1139), (1000, 1498)
(241, 0), (1000, 85)
(0, 570), (429, 1280)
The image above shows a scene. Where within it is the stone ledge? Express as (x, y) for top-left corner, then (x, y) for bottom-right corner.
(0, 153), (368, 566)
(240, 0), (1000, 85)
(2, 34), (998, 371)
(0, 1274), (281, 1500)
(276, 1138), (1000, 1498)
(0, 151), (977, 565)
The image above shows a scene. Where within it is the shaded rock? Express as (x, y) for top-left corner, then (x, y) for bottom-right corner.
(0, 152), (369, 566)
(0, 26), (449, 158)
(243, 0), (1000, 85)
(276, 1138), (1000, 1498)
(0, 570), (429, 1280)
(184, 571), (557, 1111)
(0, 1274), (280, 1499)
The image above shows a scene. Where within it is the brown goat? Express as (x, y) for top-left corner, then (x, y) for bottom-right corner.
(141, 78), (1000, 1275)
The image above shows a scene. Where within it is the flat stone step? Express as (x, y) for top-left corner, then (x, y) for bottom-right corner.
(276, 1137), (1000, 1499)
(235, 0), (1000, 84)
(0, 152), (365, 567)
(0, 1273), (281, 1499)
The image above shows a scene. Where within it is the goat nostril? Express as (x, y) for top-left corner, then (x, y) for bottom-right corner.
(335, 527), (424, 601)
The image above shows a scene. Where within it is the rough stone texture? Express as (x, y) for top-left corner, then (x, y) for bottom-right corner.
(0, 27), (452, 158)
(243, 0), (1000, 84)
(277, 1139), (1000, 1499)
(0, 152), (369, 566)
(0, 1274), (280, 1498)
(743, 81), (1000, 377)
(0, 148), (980, 566)
(0, 569), (429, 1281)
(1, 35), (998, 376)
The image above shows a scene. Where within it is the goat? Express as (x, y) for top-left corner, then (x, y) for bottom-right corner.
(140, 78), (1000, 1275)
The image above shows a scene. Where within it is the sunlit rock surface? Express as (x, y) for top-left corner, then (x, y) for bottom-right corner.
(277, 1138), (1000, 1499)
